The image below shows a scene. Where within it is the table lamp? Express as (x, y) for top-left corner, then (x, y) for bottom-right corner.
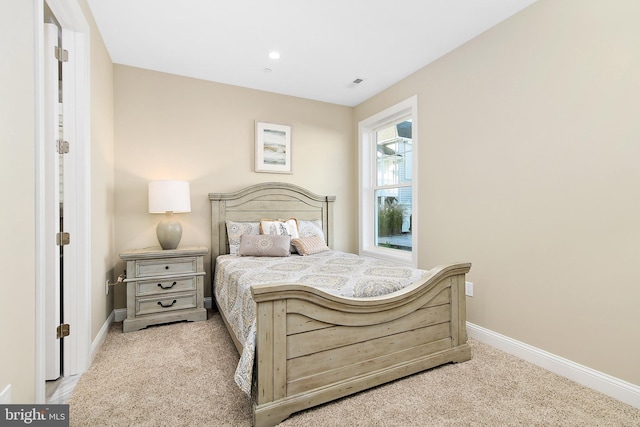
(148, 180), (191, 250)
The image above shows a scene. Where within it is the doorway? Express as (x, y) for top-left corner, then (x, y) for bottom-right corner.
(36, 0), (92, 403)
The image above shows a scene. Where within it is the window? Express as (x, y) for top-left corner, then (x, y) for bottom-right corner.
(359, 96), (418, 266)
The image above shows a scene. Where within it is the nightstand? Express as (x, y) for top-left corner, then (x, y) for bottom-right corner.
(119, 246), (208, 333)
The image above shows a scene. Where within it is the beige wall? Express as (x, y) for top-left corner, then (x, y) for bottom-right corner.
(112, 66), (355, 308)
(355, 0), (640, 386)
(0, 0), (36, 404)
(78, 0), (116, 341)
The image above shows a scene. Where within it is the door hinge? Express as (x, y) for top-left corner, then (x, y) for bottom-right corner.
(56, 324), (70, 339)
(56, 232), (70, 246)
(55, 46), (68, 62)
(56, 140), (69, 154)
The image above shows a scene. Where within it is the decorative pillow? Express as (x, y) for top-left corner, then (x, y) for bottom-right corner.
(291, 235), (330, 256)
(260, 218), (300, 239)
(225, 220), (260, 255)
(298, 219), (325, 242)
(238, 234), (291, 257)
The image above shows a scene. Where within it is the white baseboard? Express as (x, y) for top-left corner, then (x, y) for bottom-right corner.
(467, 322), (640, 409)
(90, 310), (115, 363)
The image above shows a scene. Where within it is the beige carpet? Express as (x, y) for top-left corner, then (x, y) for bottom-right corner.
(68, 312), (640, 426)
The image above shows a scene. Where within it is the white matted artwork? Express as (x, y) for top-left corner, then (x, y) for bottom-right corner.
(255, 121), (292, 173)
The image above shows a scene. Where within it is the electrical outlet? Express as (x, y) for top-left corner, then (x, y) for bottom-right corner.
(465, 281), (474, 297)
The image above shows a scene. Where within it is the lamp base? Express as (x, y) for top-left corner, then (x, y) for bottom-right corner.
(156, 213), (182, 250)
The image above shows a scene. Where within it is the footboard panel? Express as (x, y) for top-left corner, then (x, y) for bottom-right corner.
(287, 323), (452, 395)
(288, 303), (450, 358)
(251, 263), (471, 427)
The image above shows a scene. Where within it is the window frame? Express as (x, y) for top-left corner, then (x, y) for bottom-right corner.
(358, 95), (418, 266)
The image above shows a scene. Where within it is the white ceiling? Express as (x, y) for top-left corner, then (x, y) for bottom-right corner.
(87, 0), (538, 107)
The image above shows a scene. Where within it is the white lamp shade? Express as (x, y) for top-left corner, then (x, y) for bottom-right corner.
(148, 180), (191, 213)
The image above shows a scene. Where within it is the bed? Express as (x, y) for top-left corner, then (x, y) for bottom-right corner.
(209, 182), (471, 427)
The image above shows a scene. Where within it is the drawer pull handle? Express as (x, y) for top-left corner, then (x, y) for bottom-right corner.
(157, 281), (177, 290)
(157, 299), (177, 308)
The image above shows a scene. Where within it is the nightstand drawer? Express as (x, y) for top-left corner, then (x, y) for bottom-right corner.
(136, 292), (197, 316)
(135, 257), (197, 277)
(137, 277), (196, 296)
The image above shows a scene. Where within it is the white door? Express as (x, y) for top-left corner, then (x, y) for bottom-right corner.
(44, 22), (62, 381)
(44, 21), (79, 381)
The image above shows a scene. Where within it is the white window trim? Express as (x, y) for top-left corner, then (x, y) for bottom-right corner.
(358, 95), (418, 266)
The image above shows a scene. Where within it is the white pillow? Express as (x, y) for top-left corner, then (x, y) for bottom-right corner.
(298, 219), (325, 242)
(225, 220), (260, 255)
(260, 218), (300, 239)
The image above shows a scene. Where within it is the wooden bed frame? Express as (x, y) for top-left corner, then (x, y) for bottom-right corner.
(209, 182), (471, 427)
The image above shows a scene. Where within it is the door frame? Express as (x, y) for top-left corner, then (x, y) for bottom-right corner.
(34, 0), (91, 402)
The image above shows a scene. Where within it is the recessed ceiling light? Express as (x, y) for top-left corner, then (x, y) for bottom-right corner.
(268, 51), (281, 60)
(263, 68), (272, 73)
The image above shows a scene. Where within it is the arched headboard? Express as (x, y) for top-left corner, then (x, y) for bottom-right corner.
(208, 182), (336, 261)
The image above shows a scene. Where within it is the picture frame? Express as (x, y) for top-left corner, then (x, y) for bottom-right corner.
(255, 121), (292, 174)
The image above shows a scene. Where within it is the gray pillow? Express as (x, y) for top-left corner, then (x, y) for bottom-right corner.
(238, 234), (291, 257)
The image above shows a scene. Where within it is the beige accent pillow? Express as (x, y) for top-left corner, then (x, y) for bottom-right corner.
(238, 234), (291, 257)
(291, 235), (330, 256)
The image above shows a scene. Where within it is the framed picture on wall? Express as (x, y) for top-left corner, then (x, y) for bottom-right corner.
(255, 121), (292, 174)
